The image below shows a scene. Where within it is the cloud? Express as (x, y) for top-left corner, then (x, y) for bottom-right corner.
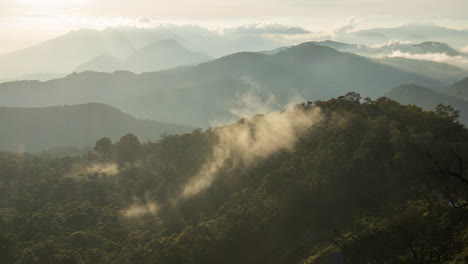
(181, 105), (322, 198)
(227, 78), (280, 119)
(121, 199), (160, 218)
(228, 91), (278, 118)
(226, 23), (310, 35)
(369, 40), (412, 49)
(334, 17), (358, 35)
(86, 163), (119, 176)
(380, 51), (468, 69)
(59, 16), (310, 37)
(60, 15), (161, 29)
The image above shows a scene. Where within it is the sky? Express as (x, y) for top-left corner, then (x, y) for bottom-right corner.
(1, 0), (468, 54)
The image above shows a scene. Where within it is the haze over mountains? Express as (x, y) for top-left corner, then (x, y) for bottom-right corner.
(76, 39), (212, 73)
(0, 22), (468, 149)
(1, 2), (468, 261)
(374, 57), (467, 84)
(1, 23), (468, 80)
(334, 23), (468, 48)
(0, 25), (290, 79)
(0, 42), (445, 127)
(0, 103), (192, 152)
(315, 40), (464, 58)
(311, 40), (468, 83)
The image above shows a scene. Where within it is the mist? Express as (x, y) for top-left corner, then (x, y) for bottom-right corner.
(181, 106), (322, 198)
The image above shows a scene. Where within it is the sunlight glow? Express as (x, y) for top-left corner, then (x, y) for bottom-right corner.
(16, 0), (87, 6)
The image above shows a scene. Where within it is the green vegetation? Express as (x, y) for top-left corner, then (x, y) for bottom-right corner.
(0, 94), (467, 263)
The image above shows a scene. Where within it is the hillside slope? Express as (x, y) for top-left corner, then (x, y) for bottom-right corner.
(0, 103), (193, 152)
(375, 57), (467, 84)
(0, 29), (136, 79)
(0, 95), (466, 263)
(74, 53), (124, 73)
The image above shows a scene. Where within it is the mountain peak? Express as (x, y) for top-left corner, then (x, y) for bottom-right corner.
(412, 41), (460, 56)
(142, 39), (185, 51)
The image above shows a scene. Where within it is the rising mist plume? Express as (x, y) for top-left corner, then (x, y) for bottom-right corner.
(181, 106), (322, 198)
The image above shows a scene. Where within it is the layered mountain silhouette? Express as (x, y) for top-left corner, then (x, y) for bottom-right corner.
(75, 39), (212, 73)
(0, 42), (443, 126)
(0, 29), (137, 79)
(314, 40), (468, 83)
(0, 103), (193, 152)
(0, 26), (285, 79)
(336, 23), (468, 47)
(74, 53), (123, 73)
(0, 72), (68, 83)
(375, 57), (467, 84)
(315, 40), (464, 57)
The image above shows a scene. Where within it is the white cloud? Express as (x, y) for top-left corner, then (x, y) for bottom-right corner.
(334, 17), (358, 35)
(121, 199), (159, 218)
(381, 51), (468, 69)
(225, 23), (310, 35)
(86, 163), (119, 176)
(369, 40), (412, 49)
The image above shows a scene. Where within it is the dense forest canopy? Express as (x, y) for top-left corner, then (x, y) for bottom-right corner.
(0, 94), (467, 263)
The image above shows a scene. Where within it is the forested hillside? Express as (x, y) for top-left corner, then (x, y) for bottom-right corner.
(0, 94), (466, 263)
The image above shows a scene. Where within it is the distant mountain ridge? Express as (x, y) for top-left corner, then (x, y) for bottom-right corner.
(0, 26), (285, 79)
(315, 40), (464, 57)
(375, 57), (467, 84)
(0, 103), (193, 152)
(76, 39), (212, 73)
(0, 29), (137, 79)
(0, 42), (443, 127)
(313, 40), (468, 83)
(75, 53), (123, 73)
(336, 23), (468, 47)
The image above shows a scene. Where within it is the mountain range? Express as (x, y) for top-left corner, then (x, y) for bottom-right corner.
(0, 29), (137, 79)
(335, 23), (468, 48)
(75, 39), (212, 73)
(0, 103), (193, 152)
(0, 42), (444, 127)
(2, 23), (468, 80)
(374, 57), (467, 84)
(312, 40), (468, 83)
(0, 26), (286, 79)
(315, 40), (463, 57)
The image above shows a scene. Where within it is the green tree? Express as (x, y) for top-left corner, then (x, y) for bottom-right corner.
(94, 137), (113, 157)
